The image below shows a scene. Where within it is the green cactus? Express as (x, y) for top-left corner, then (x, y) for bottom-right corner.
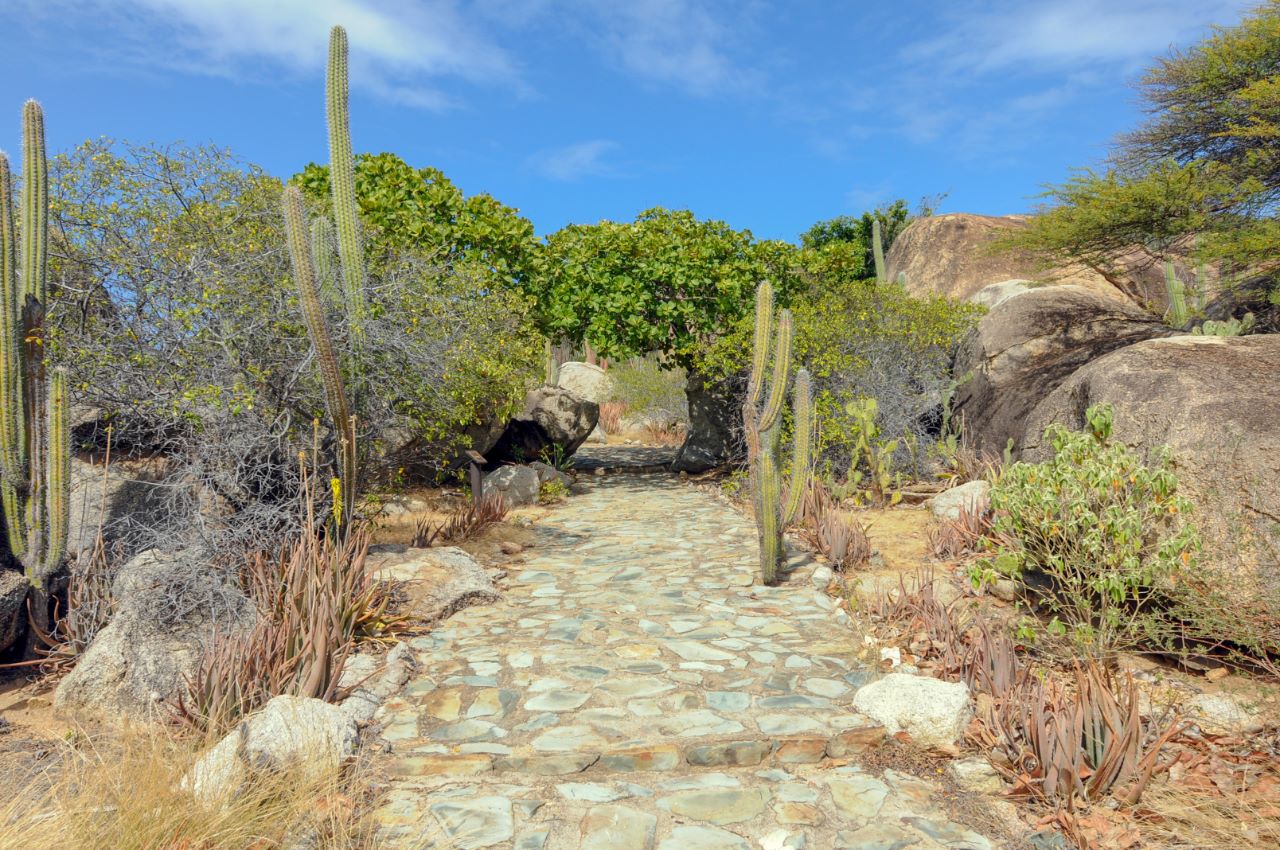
(742, 281), (812, 585)
(326, 25), (369, 348)
(872, 218), (886, 283)
(544, 338), (560, 385)
(1194, 313), (1255, 336)
(309, 215), (339, 308)
(1164, 260), (1189, 329)
(283, 186), (357, 527)
(0, 100), (71, 631)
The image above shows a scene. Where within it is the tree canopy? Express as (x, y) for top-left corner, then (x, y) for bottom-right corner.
(798, 199), (918, 283)
(293, 152), (540, 288)
(534, 208), (800, 370)
(1017, 1), (1280, 313)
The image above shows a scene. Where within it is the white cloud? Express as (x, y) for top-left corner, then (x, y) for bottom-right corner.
(30, 0), (520, 108)
(528, 139), (621, 180)
(902, 0), (1251, 75)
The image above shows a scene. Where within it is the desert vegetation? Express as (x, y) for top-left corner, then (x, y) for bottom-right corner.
(0, 5), (1277, 850)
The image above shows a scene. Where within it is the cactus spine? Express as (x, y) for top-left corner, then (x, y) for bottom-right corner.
(326, 26), (369, 346)
(742, 281), (812, 585)
(283, 186), (357, 526)
(872, 218), (886, 283)
(0, 100), (70, 618)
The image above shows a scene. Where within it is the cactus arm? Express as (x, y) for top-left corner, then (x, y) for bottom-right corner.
(326, 26), (369, 339)
(310, 215), (339, 307)
(756, 309), (792, 433)
(20, 101), (47, 308)
(0, 153), (23, 505)
(872, 218), (885, 283)
(744, 280), (774, 411)
(41, 368), (68, 577)
(783, 368), (812, 526)
(1164, 260), (1188, 329)
(283, 186), (357, 525)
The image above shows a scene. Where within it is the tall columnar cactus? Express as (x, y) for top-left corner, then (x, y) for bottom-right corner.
(283, 186), (357, 526)
(1164, 260), (1189, 329)
(872, 218), (886, 283)
(326, 26), (369, 345)
(742, 281), (812, 585)
(0, 100), (71, 622)
(310, 215), (339, 307)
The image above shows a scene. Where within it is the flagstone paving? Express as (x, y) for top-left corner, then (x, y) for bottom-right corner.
(374, 469), (1002, 849)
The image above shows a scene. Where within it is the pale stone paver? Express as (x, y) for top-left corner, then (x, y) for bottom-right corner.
(375, 469), (1000, 849)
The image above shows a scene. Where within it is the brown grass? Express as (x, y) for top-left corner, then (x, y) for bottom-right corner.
(1137, 781), (1280, 849)
(598, 401), (625, 435)
(0, 725), (384, 850)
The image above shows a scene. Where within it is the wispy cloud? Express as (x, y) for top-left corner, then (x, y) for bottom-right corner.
(901, 0), (1248, 75)
(528, 139), (621, 181)
(25, 0), (521, 108)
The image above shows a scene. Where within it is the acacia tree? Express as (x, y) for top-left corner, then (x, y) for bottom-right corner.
(1018, 1), (1280, 320)
(534, 207), (800, 470)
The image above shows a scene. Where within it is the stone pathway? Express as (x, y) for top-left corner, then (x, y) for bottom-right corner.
(375, 471), (1000, 849)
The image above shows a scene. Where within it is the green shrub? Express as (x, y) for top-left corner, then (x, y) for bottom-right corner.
(607, 355), (688, 424)
(974, 405), (1200, 656)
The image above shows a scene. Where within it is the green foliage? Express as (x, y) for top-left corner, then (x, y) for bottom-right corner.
(1193, 313), (1256, 336)
(0, 101), (71, 610)
(698, 276), (982, 482)
(535, 208), (800, 369)
(607, 356), (688, 423)
(974, 405), (1200, 656)
(742, 281), (812, 586)
(798, 199), (925, 283)
(294, 152), (538, 291)
(1015, 2), (1280, 316)
(538, 477), (569, 504)
(835, 397), (902, 507)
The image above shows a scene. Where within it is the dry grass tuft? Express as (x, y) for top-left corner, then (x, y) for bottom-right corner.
(598, 401), (625, 435)
(1137, 781), (1280, 849)
(0, 725), (383, 850)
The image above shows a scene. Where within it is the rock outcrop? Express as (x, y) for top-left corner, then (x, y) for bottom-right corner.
(557, 361), (614, 405)
(928, 480), (990, 521)
(953, 285), (1172, 454)
(55, 549), (256, 719)
(482, 464), (542, 507)
(852, 673), (972, 748)
(0, 570), (28, 654)
(1023, 334), (1280, 592)
(487, 386), (599, 466)
(369, 545), (500, 625)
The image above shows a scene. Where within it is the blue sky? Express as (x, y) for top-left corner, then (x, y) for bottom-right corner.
(0, 0), (1257, 241)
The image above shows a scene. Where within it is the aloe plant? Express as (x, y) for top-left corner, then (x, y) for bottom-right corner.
(742, 281), (812, 584)
(0, 100), (71, 637)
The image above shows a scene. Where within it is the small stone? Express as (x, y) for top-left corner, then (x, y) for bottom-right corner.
(757, 714), (826, 736)
(600, 743), (682, 772)
(429, 719), (507, 743)
(665, 640), (735, 662)
(949, 757), (1004, 793)
(706, 691), (751, 712)
(579, 804), (657, 850)
(852, 673), (971, 748)
(557, 782), (631, 802)
(828, 774), (890, 821)
(514, 828), (549, 850)
(421, 688), (463, 721)
(657, 825), (751, 850)
(801, 678), (850, 698)
(525, 689), (590, 712)
(429, 796), (514, 849)
(531, 724), (607, 752)
(773, 802), (822, 825)
(826, 724), (886, 757)
(500, 541), (525, 555)
(685, 740), (772, 767)
(390, 754), (492, 777)
(494, 752), (600, 775)
(834, 823), (919, 850)
(775, 737), (827, 764)
(659, 788), (770, 825)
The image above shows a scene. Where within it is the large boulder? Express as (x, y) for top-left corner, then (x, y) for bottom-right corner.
(1023, 334), (1280, 593)
(481, 464), (542, 507)
(672, 371), (739, 473)
(0, 570), (28, 654)
(55, 549), (256, 720)
(185, 694), (358, 803)
(852, 673), (972, 748)
(885, 214), (1124, 303)
(368, 545), (500, 624)
(487, 386), (598, 466)
(557, 361), (614, 404)
(953, 285), (1172, 454)
(67, 456), (171, 562)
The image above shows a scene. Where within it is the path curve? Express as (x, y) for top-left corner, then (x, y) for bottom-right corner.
(375, 471), (999, 850)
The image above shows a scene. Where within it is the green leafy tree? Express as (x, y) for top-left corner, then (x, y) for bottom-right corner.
(535, 207), (800, 367)
(1017, 1), (1280, 315)
(294, 153), (539, 289)
(798, 198), (931, 284)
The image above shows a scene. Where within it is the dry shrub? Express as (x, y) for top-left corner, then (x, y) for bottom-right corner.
(1137, 781), (1280, 849)
(929, 503), (993, 560)
(798, 480), (871, 570)
(0, 727), (381, 850)
(598, 401), (625, 435)
(640, 422), (686, 446)
(177, 520), (389, 735)
(412, 492), (508, 547)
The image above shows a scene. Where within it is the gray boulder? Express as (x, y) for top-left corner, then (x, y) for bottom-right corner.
(185, 695), (358, 803)
(54, 549), (256, 720)
(482, 465), (542, 507)
(1023, 334), (1280, 599)
(953, 285), (1172, 455)
(487, 386), (598, 466)
(929, 480), (991, 521)
(557, 361), (614, 404)
(67, 456), (170, 561)
(369, 545), (500, 625)
(852, 673), (972, 748)
(0, 570), (28, 654)
(968, 279), (1035, 310)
